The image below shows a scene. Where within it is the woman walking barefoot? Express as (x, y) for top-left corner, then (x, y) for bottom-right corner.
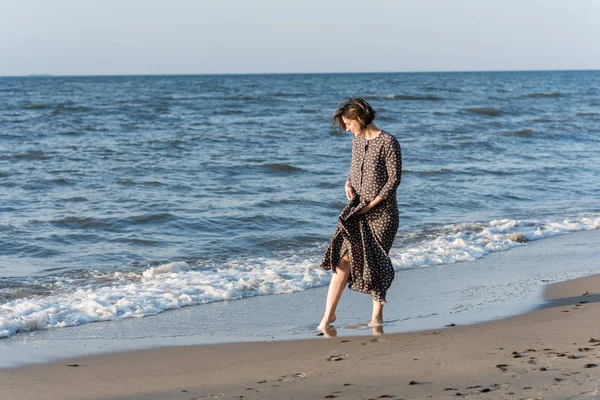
(318, 98), (402, 332)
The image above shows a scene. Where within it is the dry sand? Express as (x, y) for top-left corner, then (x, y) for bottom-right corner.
(1, 269), (600, 399)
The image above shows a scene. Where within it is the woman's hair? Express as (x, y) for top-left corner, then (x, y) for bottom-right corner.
(332, 98), (377, 130)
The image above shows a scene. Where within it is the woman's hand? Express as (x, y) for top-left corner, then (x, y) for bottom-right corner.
(357, 196), (383, 215)
(345, 182), (354, 202)
(357, 202), (373, 215)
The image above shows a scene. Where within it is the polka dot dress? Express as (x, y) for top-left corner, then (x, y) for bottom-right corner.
(320, 130), (402, 303)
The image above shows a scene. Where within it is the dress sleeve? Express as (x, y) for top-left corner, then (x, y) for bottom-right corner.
(377, 137), (402, 200)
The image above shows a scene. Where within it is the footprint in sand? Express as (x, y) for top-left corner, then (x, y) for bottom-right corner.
(496, 364), (509, 372)
(278, 372), (306, 382)
(327, 353), (348, 361)
(361, 338), (383, 346)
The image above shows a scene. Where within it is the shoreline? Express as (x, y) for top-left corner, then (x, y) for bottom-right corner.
(1, 273), (599, 399)
(1, 228), (599, 369)
(1, 231), (600, 399)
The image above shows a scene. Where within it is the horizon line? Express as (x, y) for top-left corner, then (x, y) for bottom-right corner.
(1, 68), (600, 78)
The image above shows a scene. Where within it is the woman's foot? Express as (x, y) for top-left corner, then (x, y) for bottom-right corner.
(368, 317), (383, 327)
(317, 325), (338, 338)
(372, 325), (384, 335)
(317, 314), (336, 331)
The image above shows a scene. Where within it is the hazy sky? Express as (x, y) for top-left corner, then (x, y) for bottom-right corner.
(1, 0), (599, 76)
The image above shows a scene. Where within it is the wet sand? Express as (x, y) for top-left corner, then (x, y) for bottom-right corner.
(1, 245), (600, 399)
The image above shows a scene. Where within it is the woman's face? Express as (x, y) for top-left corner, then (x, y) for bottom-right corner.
(342, 117), (362, 136)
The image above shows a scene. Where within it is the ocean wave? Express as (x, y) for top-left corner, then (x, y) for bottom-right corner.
(263, 163), (303, 173)
(1, 213), (598, 338)
(404, 168), (514, 177)
(532, 117), (552, 123)
(215, 109), (245, 115)
(423, 86), (462, 93)
(272, 92), (306, 98)
(374, 94), (443, 101)
(148, 139), (187, 150)
(24, 104), (48, 110)
(216, 95), (254, 101)
(477, 169), (515, 176)
(50, 105), (90, 116)
(2, 151), (51, 161)
(392, 215), (600, 269)
(49, 216), (115, 230)
(576, 112), (598, 118)
(503, 129), (535, 137)
(108, 236), (163, 246)
(20, 178), (72, 190)
(464, 108), (503, 117)
(0, 258), (329, 338)
(0, 243), (61, 258)
(0, 224), (16, 233)
(59, 131), (82, 136)
(403, 168), (453, 176)
(49, 213), (179, 231)
(62, 196), (89, 202)
(521, 92), (562, 99)
(254, 198), (322, 208)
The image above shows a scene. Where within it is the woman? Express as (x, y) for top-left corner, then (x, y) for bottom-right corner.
(318, 98), (402, 331)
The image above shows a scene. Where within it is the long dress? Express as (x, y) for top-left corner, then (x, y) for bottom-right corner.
(320, 130), (402, 303)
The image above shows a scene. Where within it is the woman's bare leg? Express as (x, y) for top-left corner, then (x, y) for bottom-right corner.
(368, 299), (384, 327)
(318, 252), (350, 330)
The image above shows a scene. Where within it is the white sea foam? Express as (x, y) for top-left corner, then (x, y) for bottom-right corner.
(391, 216), (600, 269)
(1, 214), (599, 337)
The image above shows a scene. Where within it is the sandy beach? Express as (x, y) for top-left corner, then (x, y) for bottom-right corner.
(1, 272), (600, 400)
(0, 230), (599, 399)
(2, 3), (600, 398)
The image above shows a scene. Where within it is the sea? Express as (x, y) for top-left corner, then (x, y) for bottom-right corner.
(1, 71), (599, 340)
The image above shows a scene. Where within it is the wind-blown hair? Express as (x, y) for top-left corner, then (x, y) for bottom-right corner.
(332, 98), (377, 130)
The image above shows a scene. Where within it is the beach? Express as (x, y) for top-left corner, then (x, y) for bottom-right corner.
(1, 229), (599, 399)
(1, 3), (599, 396)
(1, 71), (599, 399)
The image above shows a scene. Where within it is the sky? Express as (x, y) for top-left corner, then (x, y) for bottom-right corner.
(1, 0), (599, 76)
